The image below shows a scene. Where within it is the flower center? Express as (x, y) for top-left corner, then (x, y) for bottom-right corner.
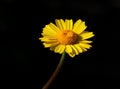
(57, 30), (78, 45)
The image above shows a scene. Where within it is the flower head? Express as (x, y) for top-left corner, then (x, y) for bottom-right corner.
(39, 19), (94, 57)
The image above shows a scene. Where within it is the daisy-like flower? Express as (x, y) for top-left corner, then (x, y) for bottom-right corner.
(39, 19), (94, 89)
(39, 19), (94, 57)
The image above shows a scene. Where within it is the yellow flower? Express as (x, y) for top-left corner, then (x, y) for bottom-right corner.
(39, 19), (94, 57)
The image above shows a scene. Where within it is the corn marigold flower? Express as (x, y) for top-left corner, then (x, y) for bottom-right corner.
(39, 19), (94, 57)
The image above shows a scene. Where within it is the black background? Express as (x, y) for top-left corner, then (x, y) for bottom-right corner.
(1, 0), (120, 89)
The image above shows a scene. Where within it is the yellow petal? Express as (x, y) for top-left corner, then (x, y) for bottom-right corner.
(70, 45), (79, 55)
(73, 19), (87, 34)
(81, 48), (87, 52)
(39, 37), (57, 42)
(73, 19), (82, 30)
(49, 23), (60, 32)
(65, 19), (69, 30)
(39, 37), (48, 41)
(42, 25), (57, 36)
(65, 19), (73, 30)
(78, 22), (87, 34)
(55, 45), (61, 53)
(65, 45), (75, 57)
(80, 40), (92, 43)
(77, 43), (87, 52)
(60, 19), (66, 30)
(55, 19), (63, 30)
(59, 45), (65, 53)
(74, 44), (82, 53)
(43, 42), (59, 48)
(68, 52), (75, 57)
(69, 19), (73, 30)
(55, 45), (65, 54)
(80, 32), (94, 40)
(45, 25), (57, 34)
(79, 43), (92, 49)
(65, 45), (72, 52)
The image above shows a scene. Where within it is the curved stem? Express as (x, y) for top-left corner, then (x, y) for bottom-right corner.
(42, 51), (66, 89)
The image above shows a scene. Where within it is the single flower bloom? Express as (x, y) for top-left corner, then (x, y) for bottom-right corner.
(39, 19), (94, 57)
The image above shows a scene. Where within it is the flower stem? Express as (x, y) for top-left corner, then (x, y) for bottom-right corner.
(42, 51), (66, 89)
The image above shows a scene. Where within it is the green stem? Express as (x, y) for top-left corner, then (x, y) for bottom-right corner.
(42, 51), (66, 89)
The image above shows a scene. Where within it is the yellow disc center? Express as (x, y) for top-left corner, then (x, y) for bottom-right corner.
(57, 30), (78, 45)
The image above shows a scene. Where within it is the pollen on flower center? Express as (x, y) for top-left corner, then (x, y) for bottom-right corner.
(57, 30), (79, 45)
